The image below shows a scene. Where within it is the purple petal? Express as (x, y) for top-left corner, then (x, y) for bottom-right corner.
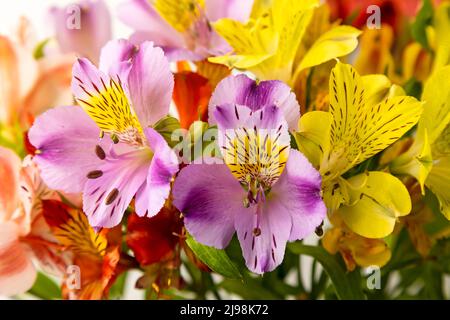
(134, 128), (179, 217)
(234, 198), (292, 274)
(209, 75), (300, 130)
(213, 104), (291, 156)
(83, 148), (151, 228)
(172, 161), (247, 249)
(272, 149), (326, 241)
(98, 39), (135, 77)
(128, 41), (173, 127)
(49, 0), (111, 64)
(28, 106), (106, 193)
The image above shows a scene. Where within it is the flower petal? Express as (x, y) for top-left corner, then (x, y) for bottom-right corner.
(234, 197), (292, 274)
(72, 57), (143, 139)
(83, 148), (151, 228)
(173, 161), (245, 249)
(0, 147), (21, 220)
(134, 128), (179, 218)
(0, 222), (36, 296)
(50, 0), (111, 63)
(98, 39), (135, 77)
(272, 149), (326, 241)
(205, 0), (254, 22)
(128, 41), (174, 127)
(117, 0), (183, 47)
(28, 106), (107, 193)
(214, 104), (290, 186)
(209, 74), (300, 130)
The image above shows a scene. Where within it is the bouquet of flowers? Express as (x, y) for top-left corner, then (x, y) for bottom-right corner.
(0, 0), (449, 300)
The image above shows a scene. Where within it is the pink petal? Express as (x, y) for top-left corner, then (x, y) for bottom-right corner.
(128, 41), (173, 127)
(83, 148), (150, 228)
(28, 106), (107, 193)
(98, 39), (135, 77)
(0, 222), (36, 296)
(117, 0), (183, 47)
(0, 147), (21, 221)
(134, 128), (179, 217)
(205, 0), (254, 22)
(49, 0), (111, 63)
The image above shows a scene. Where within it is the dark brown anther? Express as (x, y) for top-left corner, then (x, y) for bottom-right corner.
(315, 221), (324, 237)
(87, 170), (103, 179)
(253, 227), (261, 237)
(95, 145), (106, 160)
(105, 188), (119, 205)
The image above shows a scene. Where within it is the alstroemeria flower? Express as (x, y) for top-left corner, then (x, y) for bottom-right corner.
(173, 75), (326, 274)
(210, 0), (361, 83)
(0, 147), (69, 296)
(0, 17), (73, 129)
(42, 200), (124, 300)
(50, 0), (112, 64)
(117, 0), (254, 61)
(296, 62), (423, 238)
(390, 65), (450, 219)
(29, 39), (179, 228)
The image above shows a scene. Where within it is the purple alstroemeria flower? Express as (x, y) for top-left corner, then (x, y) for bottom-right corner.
(117, 0), (254, 61)
(173, 75), (326, 274)
(28, 39), (179, 228)
(50, 0), (112, 64)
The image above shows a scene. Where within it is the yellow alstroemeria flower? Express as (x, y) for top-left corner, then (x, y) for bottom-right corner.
(209, 0), (361, 83)
(295, 62), (423, 238)
(322, 214), (391, 271)
(390, 65), (450, 219)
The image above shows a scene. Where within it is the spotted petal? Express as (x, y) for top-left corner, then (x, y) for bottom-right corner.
(209, 74), (300, 130)
(83, 148), (151, 228)
(29, 106), (108, 194)
(214, 103), (290, 186)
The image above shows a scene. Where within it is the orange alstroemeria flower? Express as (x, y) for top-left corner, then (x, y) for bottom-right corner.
(0, 147), (70, 296)
(0, 17), (73, 128)
(41, 200), (125, 300)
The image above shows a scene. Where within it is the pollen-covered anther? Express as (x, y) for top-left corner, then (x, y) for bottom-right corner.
(105, 188), (119, 205)
(253, 227), (261, 237)
(87, 170), (103, 179)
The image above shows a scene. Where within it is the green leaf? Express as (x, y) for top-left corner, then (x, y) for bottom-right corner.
(220, 277), (279, 300)
(27, 272), (61, 300)
(153, 116), (181, 148)
(185, 234), (242, 280)
(288, 243), (366, 300)
(108, 272), (128, 299)
(411, 0), (433, 50)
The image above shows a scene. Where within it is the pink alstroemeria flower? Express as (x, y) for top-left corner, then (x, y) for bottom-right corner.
(0, 147), (69, 296)
(50, 0), (112, 64)
(29, 39), (179, 229)
(117, 0), (254, 61)
(173, 75), (326, 274)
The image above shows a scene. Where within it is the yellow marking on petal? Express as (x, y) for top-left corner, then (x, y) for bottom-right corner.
(154, 0), (204, 33)
(222, 128), (289, 187)
(53, 210), (107, 259)
(322, 62), (423, 177)
(75, 76), (143, 145)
